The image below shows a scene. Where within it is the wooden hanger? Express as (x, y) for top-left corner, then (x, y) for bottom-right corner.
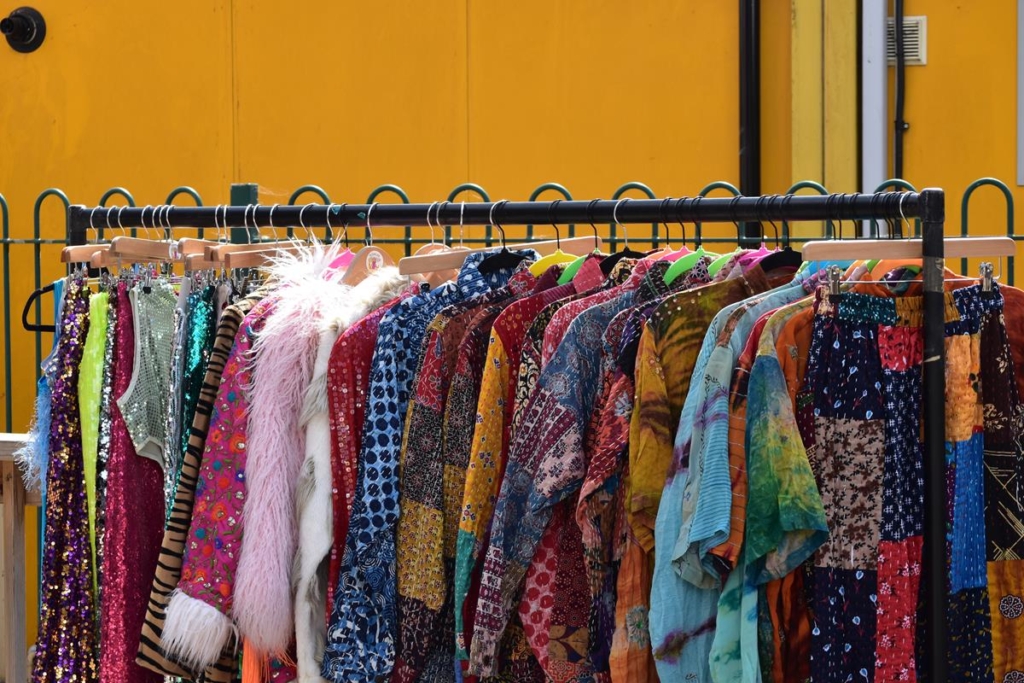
(109, 235), (181, 263)
(177, 237), (221, 256)
(62, 205), (114, 264)
(342, 245), (395, 285)
(222, 202), (343, 269)
(802, 236), (1016, 262)
(398, 235), (603, 276)
(408, 202), (464, 286)
(411, 243), (463, 287)
(100, 204), (188, 264)
(198, 204), (275, 259)
(206, 240), (284, 260)
(223, 243), (305, 270)
(61, 243), (109, 264)
(89, 246), (113, 270)
(185, 252), (223, 272)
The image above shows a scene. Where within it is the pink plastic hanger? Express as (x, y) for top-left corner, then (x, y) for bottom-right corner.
(658, 198), (693, 262)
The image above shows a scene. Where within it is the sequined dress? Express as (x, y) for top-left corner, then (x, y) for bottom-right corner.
(32, 277), (98, 683)
(99, 282), (166, 683)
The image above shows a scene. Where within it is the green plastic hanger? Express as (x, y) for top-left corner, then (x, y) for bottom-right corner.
(665, 244), (719, 283)
(707, 249), (739, 277)
(654, 197), (691, 262)
(557, 253), (588, 284)
(557, 201), (604, 285)
(664, 196), (721, 284)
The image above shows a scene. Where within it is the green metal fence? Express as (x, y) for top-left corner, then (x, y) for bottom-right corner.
(3, 177), (1020, 436)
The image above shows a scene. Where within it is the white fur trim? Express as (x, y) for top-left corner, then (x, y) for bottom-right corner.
(162, 589), (237, 672)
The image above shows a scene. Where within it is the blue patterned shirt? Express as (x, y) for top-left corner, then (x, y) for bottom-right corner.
(322, 251), (535, 682)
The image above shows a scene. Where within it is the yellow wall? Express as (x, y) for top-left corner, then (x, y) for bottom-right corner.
(898, 0), (1019, 242)
(0, 0), (753, 429)
(0, 0), (766, 643)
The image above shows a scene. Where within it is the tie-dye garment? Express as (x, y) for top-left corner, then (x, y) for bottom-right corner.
(656, 278), (811, 683)
(634, 272), (771, 683)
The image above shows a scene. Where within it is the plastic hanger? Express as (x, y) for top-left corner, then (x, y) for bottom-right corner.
(478, 200), (531, 275)
(706, 251), (738, 277)
(665, 196), (721, 284)
(657, 197), (692, 262)
(707, 196), (757, 277)
(22, 280), (56, 333)
(755, 195), (803, 273)
(600, 198), (648, 276)
(557, 199), (605, 285)
(341, 203), (395, 285)
(528, 200), (578, 276)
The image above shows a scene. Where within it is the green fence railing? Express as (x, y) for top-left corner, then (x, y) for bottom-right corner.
(961, 177), (1015, 283)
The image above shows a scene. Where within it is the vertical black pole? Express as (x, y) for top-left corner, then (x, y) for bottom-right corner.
(893, 0), (908, 178)
(739, 0), (761, 246)
(920, 187), (948, 683)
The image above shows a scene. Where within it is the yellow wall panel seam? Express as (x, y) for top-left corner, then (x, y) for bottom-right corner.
(791, 0), (824, 186)
(465, 0), (472, 183)
(824, 0), (858, 192)
(231, 0), (240, 181)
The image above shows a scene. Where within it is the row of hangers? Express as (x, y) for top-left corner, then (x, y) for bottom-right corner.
(48, 193), (1018, 327)
(58, 195), (813, 286)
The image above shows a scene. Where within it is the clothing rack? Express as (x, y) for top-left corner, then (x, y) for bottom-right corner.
(66, 188), (950, 683)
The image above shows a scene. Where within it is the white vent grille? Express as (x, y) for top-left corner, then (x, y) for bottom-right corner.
(887, 16), (927, 66)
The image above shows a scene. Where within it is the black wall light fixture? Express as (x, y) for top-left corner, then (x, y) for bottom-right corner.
(1, 6), (45, 53)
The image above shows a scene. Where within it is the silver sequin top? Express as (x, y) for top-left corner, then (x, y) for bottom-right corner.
(116, 279), (177, 466)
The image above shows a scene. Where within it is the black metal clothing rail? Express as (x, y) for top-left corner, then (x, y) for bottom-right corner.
(69, 192), (925, 238)
(65, 189), (950, 683)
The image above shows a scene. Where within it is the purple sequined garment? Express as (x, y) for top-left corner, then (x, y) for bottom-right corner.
(32, 277), (99, 683)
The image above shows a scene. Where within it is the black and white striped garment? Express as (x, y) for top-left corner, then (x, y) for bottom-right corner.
(136, 291), (264, 682)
